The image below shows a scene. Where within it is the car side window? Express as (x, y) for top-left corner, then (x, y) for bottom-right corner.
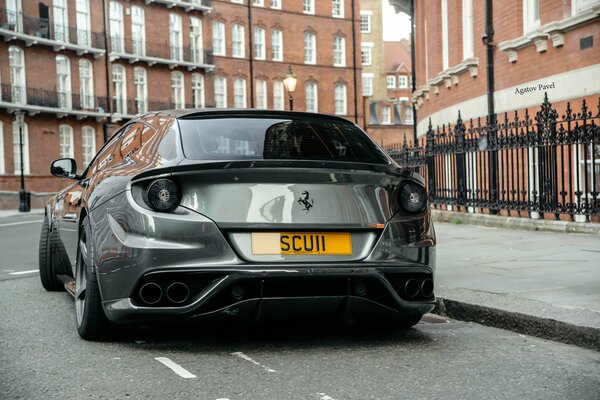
(84, 125), (129, 178)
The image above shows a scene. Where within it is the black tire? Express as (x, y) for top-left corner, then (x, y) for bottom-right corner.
(75, 217), (112, 341)
(39, 216), (69, 291)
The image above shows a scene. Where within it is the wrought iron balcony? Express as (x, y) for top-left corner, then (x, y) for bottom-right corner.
(0, 8), (105, 56)
(145, 0), (212, 14)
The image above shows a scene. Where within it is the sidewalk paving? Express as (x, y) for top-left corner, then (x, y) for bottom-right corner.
(434, 222), (600, 351)
(0, 209), (44, 218)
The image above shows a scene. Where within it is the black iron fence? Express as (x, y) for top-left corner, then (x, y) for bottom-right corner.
(385, 94), (600, 222)
(110, 35), (213, 65)
(1, 83), (109, 112)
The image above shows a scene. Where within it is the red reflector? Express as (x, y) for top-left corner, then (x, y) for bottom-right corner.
(369, 224), (385, 229)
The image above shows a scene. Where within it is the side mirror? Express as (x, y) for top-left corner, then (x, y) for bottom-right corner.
(50, 158), (78, 179)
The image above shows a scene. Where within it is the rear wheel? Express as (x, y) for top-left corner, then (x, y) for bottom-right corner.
(39, 216), (69, 291)
(75, 218), (112, 341)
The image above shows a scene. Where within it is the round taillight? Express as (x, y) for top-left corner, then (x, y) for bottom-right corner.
(398, 182), (427, 213)
(147, 179), (181, 212)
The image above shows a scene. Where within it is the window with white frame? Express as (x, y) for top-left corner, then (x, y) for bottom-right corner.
(134, 67), (148, 113)
(441, 0), (449, 70)
(405, 105), (413, 123)
(170, 13), (183, 61)
(231, 0), (243, 3)
(304, 32), (316, 64)
(59, 125), (74, 159)
(303, 0), (315, 14)
(171, 71), (185, 109)
(334, 84), (347, 115)
(254, 27), (266, 59)
(56, 55), (72, 109)
(214, 76), (227, 108)
(523, 0), (540, 33)
(9, 46), (26, 104)
(361, 43), (372, 65)
(213, 21), (226, 56)
(578, 143), (600, 203)
(256, 79), (267, 109)
(398, 75), (408, 88)
(305, 82), (318, 112)
(12, 119), (29, 175)
(131, 6), (146, 56)
(191, 73), (205, 108)
(333, 36), (345, 67)
(53, 0), (69, 42)
(462, 0), (473, 59)
(273, 80), (284, 110)
(362, 73), (373, 96)
(234, 77), (247, 108)
(382, 105), (391, 124)
(232, 24), (245, 58)
(109, 1), (124, 53)
(79, 59), (94, 109)
(332, 0), (344, 17)
(386, 75), (396, 88)
(6, 0), (23, 33)
(360, 11), (371, 33)
(81, 126), (96, 168)
(272, 29), (283, 61)
(271, 0), (281, 9)
(190, 17), (203, 63)
(253, 0), (264, 6)
(0, 123), (4, 174)
(112, 64), (127, 114)
(76, 0), (91, 46)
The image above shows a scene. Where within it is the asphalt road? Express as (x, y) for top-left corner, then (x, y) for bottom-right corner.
(1, 215), (599, 400)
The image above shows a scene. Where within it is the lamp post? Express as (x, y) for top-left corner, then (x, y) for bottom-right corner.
(15, 111), (29, 212)
(283, 65), (297, 111)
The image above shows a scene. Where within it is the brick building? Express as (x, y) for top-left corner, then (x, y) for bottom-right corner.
(0, 0), (363, 209)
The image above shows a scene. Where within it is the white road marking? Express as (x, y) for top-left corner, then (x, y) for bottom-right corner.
(155, 357), (197, 379)
(231, 351), (276, 373)
(317, 393), (337, 400)
(9, 270), (38, 275)
(0, 220), (43, 228)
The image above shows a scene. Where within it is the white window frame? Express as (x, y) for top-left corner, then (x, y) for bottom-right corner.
(360, 11), (372, 33)
(305, 82), (318, 112)
(256, 79), (267, 109)
(232, 24), (245, 58)
(12, 119), (29, 175)
(361, 43), (373, 65)
(253, 0), (264, 6)
(215, 76), (227, 108)
(304, 32), (316, 64)
(405, 105), (413, 124)
(112, 64), (127, 114)
(271, 0), (281, 9)
(254, 27), (266, 60)
(191, 73), (205, 108)
(0, 123), (4, 174)
(171, 71), (185, 109)
(333, 36), (346, 67)
(382, 105), (391, 124)
(334, 84), (347, 115)
(81, 126), (96, 168)
(53, 0), (69, 42)
(76, 0), (91, 47)
(332, 0), (344, 18)
(170, 13), (183, 61)
(134, 67), (148, 114)
(398, 75), (408, 88)
(131, 6), (146, 57)
(462, 0), (473, 59)
(234, 77), (247, 108)
(213, 21), (226, 56)
(441, 0), (449, 71)
(59, 124), (74, 159)
(9, 46), (26, 105)
(79, 59), (94, 109)
(303, 0), (315, 14)
(272, 29), (283, 61)
(6, 0), (23, 33)
(386, 75), (396, 89)
(56, 55), (72, 109)
(362, 73), (374, 96)
(523, 0), (541, 33)
(109, 1), (124, 53)
(190, 17), (204, 63)
(273, 80), (284, 110)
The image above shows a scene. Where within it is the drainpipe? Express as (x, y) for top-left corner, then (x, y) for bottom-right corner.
(351, 0), (359, 124)
(483, 0), (498, 213)
(409, 0), (417, 145)
(101, 0), (112, 142)
(247, 2), (255, 108)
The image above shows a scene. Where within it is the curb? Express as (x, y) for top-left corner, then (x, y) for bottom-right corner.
(433, 297), (600, 352)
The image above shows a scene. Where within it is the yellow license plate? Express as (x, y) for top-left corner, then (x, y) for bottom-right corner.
(251, 232), (352, 255)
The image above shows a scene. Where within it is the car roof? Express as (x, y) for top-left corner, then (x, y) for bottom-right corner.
(152, 108), (355, 124)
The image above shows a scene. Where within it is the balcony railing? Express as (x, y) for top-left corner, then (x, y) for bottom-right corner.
(146, 0), (212, 13)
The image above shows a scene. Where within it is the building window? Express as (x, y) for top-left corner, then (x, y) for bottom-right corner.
(12, 119), (29, 175)
(170, 13), (183, 61)
(462, 0), (473, 59)
(254, 27), (266, 59)
(523, 0), (540, 33)
(332, 0), (344, 17)
(6, 0), (23, 33)
(333, 36), (345, 67)
(272, 29), (283, 61)
(271, 0), (281, 9)
(303, 0), (315, 14)
(405, 105), (413, 124)
(361, 43), (372, 65)
(382, 106), (391, 124)
(191, 73), (205, 108)
(81, 126), (96, 168)
(109, 1), (124, 53)
(232, 24), (245, 58)
(334, 84), (347, 115)
(131, 6), (146, 56)
(134, 67), (148, 114)
(56, 55), (72, 109)
(386, 75), (396, 89)
(231, 0), (243, 3)
(214, 76), (227, 108)
(213, 21), (226, 56)
(362, 73), (373, 96)
(304, 32), (316, 64)
(53, 0), (69, 42)
(305, 82), (318, 112)
(79, 59), (94, 109)
(273, 80), (284, 110)
(441, 0), (449, 70)
(360, 11), (371, 33)
(0, 123), (4, 174)
(171, 72), (185, 109)
(256, 79), (267, 109)
(76, 0), (91, 46)
(398, 75), (408, 88)
(190, 17), (204, 63)
(112, 64), (127, 114)
(253, 0), (264, 6)
(234, 77), (247, 108)
(59, 125), (74, 159)
(9, 46), (26, 105)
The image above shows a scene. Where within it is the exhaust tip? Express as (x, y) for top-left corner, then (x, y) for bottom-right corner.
(166, 282), (190, 304)
(139, 282), (163, 305)
(421, 279), (434, 298)
(404, 279), (420, 299)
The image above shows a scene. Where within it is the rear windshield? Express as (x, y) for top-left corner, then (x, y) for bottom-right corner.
(178, 116), (390, 165)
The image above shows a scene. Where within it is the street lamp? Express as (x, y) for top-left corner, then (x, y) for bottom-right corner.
(283, 65), (297, 111)
(15, 111), (29, 212)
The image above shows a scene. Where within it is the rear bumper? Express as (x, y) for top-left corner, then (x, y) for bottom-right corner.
(102, 265), (436, 323)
